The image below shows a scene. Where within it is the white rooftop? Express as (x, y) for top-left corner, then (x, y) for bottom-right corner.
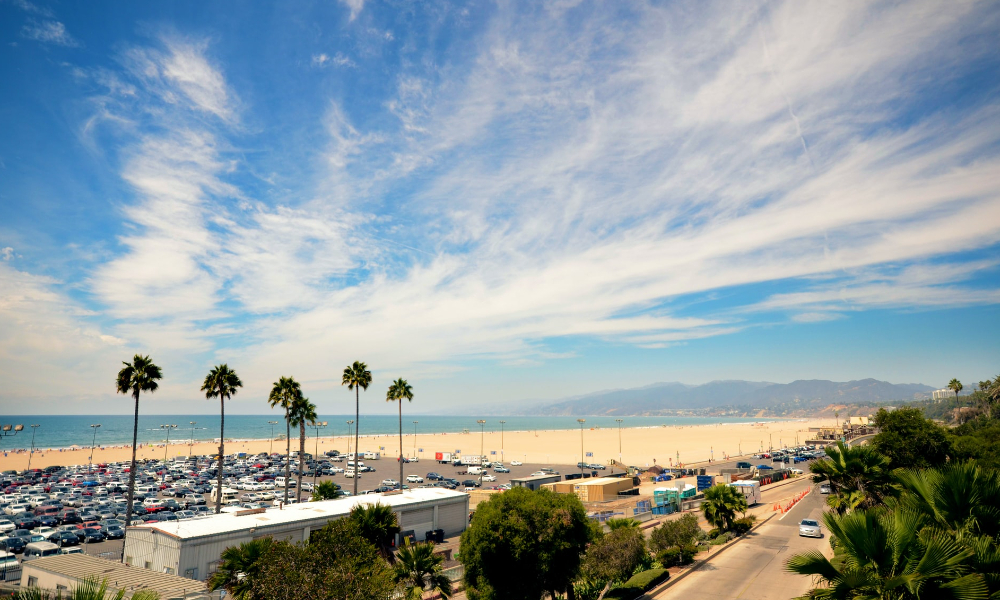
(131, 488), (467, 540)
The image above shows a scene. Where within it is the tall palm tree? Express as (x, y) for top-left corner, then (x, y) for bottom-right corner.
(809, 440), (893, 512)
(386, 378), (413, 488)
(786, 508), (987, 599)
(949, 378), (964, 399)
(201, 364), (243, 514)
(701, 484), (747, 532)
(342, 361), (372, 497)
(349, 502), (401, 562)
(395, 541), (453, 600)
(207, 537), (274, 600)
(115, 354), (162, 561)
(288, 395), (317, 500)
(268, 376), (302, 504)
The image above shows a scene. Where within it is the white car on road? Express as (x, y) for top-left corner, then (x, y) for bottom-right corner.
(481, 474), (497, 482)
(510, 460), (523, 466)
(798, 519), (822, 538)
(406, 475), (424, 483)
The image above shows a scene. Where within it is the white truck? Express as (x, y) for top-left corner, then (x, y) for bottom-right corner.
(728, 480), (761, 506)
(435, 452), (453, 464)
(459, 455), (483, 466)
(363, 451), (380, 460)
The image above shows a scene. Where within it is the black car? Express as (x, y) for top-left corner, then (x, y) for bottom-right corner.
(48, 531), (80, 547)
(12, 514), (37, 530)
(461, 479), (480, 488)
(426, 472), (443, 481)
(103, 525), (125, 540)
(81, 528), (105, 543)
(0, 536), (26, 554)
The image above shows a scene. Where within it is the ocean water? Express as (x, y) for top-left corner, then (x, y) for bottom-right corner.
(0, 414), (773, 451)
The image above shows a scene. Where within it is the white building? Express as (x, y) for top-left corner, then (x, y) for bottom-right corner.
(124, 488), (469, 581)
(932, 388), (957, 401)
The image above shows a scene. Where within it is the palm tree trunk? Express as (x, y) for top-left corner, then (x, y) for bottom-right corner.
(399, 399), (404, 489)
(216, 395), (225, 514)
(297, 422), (305, 498)
(121, 390), (140, 563)
(354, 387), (359, 497)
(284, 409), (291, 504)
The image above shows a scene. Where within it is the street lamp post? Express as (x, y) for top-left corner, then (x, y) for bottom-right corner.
(27, 424), (40, 470)
(268, 421), (279, 455)
(0, 424), (24, 445)
(189, 421), (197, 458)
(577, 419), (586, 471)
(477, 420), (486, 485)
(160, 424), (177, 483)
(615, 419), (623, 464)
(88, 424), (101, 474)
(310, 421), (327, 489)
(499, 420), (506, 460)
(346, 420), (355, 459)
(412, 421), (418, 458)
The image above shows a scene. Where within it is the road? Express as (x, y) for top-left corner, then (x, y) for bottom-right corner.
(654, 482), (829, 600)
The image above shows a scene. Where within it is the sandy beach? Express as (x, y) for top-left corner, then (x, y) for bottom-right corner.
(0, 418), (831, 471)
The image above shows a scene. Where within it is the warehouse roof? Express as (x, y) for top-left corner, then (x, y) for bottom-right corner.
(21, 554), (207, 597)
(131, 487), (467, 540)
(572, 476), (631, 487)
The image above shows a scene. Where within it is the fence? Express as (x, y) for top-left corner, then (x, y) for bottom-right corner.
(2, 562), (21, 583)
(442, 564), (464, 582)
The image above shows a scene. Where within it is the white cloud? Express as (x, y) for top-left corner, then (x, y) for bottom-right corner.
(0, 247), (13, 261)
(339, 0), (365, 22)
(159, 38), (235, 121)
(312, 52), (356, 68)
(21, 20), (78, 47)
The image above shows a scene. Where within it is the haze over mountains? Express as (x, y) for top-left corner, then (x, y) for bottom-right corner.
(522, 379), (936, 416)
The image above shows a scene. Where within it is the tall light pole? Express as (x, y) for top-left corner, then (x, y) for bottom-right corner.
(189, 421), (197, 458)
(346, 420), (355, 459)
(477, 420), (486, 485)
(310, 421), (327, 488)
(615, 419), (623, 464)
(499, 420), (506, 460)
(88, 424), (101, 474)
(410, 421), (418, 459)
(0, 424), (24, 446)
(27, 424), (40, 470)
(268, 421), (278, 455)
(160, 424), (176, 483)
(577, 419), (586, 472)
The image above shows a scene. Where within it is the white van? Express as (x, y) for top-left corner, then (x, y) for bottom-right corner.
(23, 542), (61, 561)
(466, 466), (483, 476)
(209, 488), (240, 505)
(274, 477), (296, 489)
(363, 451), (380, 460)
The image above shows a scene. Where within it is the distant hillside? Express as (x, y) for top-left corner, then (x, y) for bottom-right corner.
(530, 378), (935, 416)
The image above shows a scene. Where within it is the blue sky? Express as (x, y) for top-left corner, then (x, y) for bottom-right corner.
(1, 0), (999, 415)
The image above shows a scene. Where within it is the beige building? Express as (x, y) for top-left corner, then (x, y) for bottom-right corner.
(19, 554), (213, 600)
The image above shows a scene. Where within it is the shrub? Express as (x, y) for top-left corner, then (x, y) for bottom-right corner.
(656, 544), (698, 567)
(731, 516), (756, 535)
(708, 532), (735, 546)
(603, 568), (670, 600)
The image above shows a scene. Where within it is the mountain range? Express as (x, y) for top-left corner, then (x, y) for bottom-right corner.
(524, 379), (936, 416)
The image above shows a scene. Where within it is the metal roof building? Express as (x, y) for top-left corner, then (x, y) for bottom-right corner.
(510, 473), (562, 491)
(19, 554), (214, 600)
(123, 488), (469, 582)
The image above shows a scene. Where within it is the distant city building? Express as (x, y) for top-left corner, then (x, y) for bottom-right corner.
(932, 388), (957, 401)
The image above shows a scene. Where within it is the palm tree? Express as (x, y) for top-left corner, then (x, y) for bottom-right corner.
(268, 376), (302, 504)
(350, 502), (401, 562)
(701, 484), (747, 532)
(115, 354), (162, 561)
(949, 378), (964, 399)
(387, 378), (414, 488)
(809, 440), (893, 512)
(288, 395), (317, 500)
(201, 364), (243, 514)
(893, 462), (1000, 540)
(342, 361), (372, 497)
(395, 541), (453, 600)
(786, 508), (987, 599)
(311, 480), (341, 501)
(605, 517), (640, 531)
(207, 537), (274, 600)
(17, 576), (160, 600)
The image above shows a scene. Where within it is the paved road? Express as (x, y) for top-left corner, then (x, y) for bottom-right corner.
(654, 483), (829, 600)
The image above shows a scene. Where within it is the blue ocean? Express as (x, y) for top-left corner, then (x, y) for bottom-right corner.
(0, 415), (773, 451)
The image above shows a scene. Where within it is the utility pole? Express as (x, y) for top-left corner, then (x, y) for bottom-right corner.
(477, 420), (486, 486)
(89, 424), (101, 474)
(577, 419), (586, 471)
(412, 421), (418, 458)
(159, 424), (176, 482)
(268, 421), (278, 455)
(189, 421), (197, 458)
(615, 419), (623, 464)
(27, 424), (40, 470)
(346, 420), (355, 459)
(499, 420), (506, 460)
(310, 421), (327, 489)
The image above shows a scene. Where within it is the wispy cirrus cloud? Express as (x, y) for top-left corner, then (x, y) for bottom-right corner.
(21, 20), (78, 46)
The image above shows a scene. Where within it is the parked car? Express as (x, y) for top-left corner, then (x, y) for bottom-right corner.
(461, 479), (480, 488)
(494, 466), (510, 473)
(819, 483), (832, 494)
(426, 473), (443, 481)
(481, 474), (497, 482)
(510, 460), (523, 466)
(47, 531), (79, 547)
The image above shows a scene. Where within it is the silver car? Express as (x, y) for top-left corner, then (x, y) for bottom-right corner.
(799, 519), (822, 538)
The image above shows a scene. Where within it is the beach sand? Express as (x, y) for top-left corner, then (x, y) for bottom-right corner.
(0, 418), (831, 471)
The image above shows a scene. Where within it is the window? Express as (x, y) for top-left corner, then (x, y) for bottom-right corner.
(144, 561), (152, 570)
(56, 585), (67, 591)
(27, 577), (37, 587)
(164, 567), (175, 575)
(184, 567), (198, 580)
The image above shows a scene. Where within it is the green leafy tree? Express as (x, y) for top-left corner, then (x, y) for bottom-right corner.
(249, 519), (396, 600)
(387, 378), (414, 488)
(311, 480), (341, 501)
(605, 517), (639, 531)
(787, 508), (987, 599)
(350, 502), (401, 562)
(208, 537), (275, 600)
(288, 395), (318, 498)
(16, 576), (160, 600)
(581, 527), (648, 600)
(951, 420), (1000, 470)
(268, 376), (302, 503)
(810, 441), (894, 512)
(395, 541), (453, 600)
(650, 513), (702, 554)
(701, 484), (747, 532)
(342, 361), (372, 498)
(460, 487), (593, 600)
(115, 354), (162, 556)
(201, 364), (243, 514)
(871, 407), (952, 470)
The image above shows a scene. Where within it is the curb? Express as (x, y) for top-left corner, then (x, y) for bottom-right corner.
(640, 512), (777, 599)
